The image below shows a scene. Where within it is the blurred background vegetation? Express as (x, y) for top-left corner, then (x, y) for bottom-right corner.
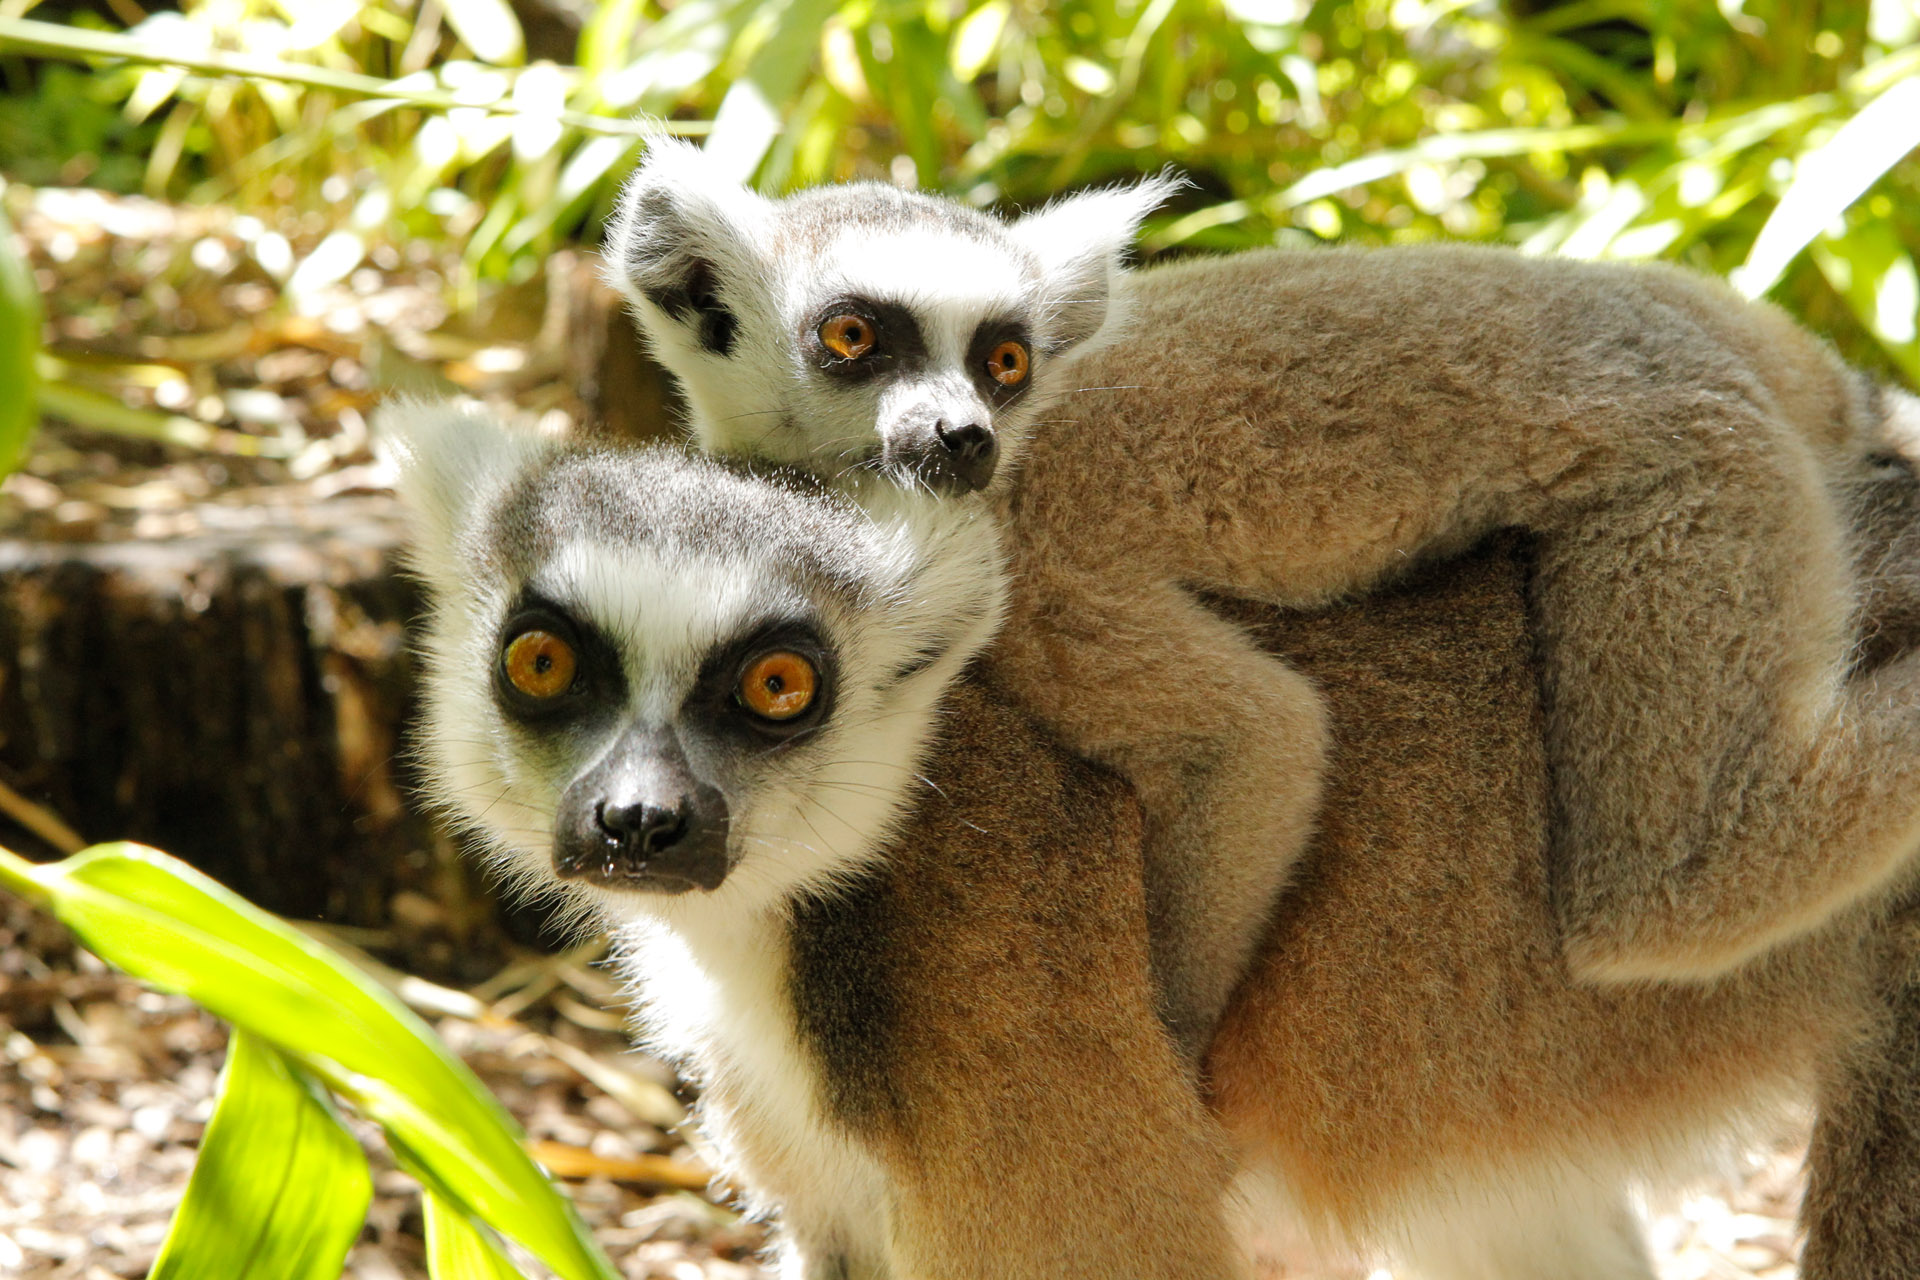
(1, 0), (1916, 383)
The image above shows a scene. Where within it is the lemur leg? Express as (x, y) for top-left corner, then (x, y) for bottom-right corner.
(1801, 908), (1920, 1280)
(1535, 454), (1920, 982)
(988, 574), (1330, 1060)
(1392, 1180), (1655, 1280)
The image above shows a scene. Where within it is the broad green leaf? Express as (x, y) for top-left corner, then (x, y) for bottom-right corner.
(425, 1191), (527, 1280)
(1737, 78), (1920, 298)
(15, 843), (619, 1280)
(150, 1030), (371, 1280)
(0, 205), (39, 478)
(443, 0), (526, 67)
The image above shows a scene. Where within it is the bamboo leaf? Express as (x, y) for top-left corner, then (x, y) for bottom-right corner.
(0, 205), (39, 478)
(12, 843), (620, 1280)
(150, 1031), (371, 1280)
(0, 16), (701, 138)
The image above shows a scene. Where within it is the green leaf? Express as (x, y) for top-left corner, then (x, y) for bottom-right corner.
(15, 843), (620, 1280)
(150, 1030), (371, 1280)
(703, 0), (842, 183)
(1737, 78), (1920, 298)
(0, 204), (40, 478)
(1812, 221), (1920, 385)
(425, 1190), (527, 1280)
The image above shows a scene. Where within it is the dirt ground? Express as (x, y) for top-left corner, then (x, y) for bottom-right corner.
(0, 184), (1816, 1279)
(0, 883), (1813, 1280)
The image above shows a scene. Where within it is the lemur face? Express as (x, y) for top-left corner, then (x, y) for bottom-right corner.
(605, 139), (1176, 496)
(385, 402), (1006, 927)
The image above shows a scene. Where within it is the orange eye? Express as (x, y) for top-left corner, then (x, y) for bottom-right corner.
(986, 340), (1029, 387)
(819, 314), (875, 359)
(738, 651), (818, 721)
(503, 629), (577, 700)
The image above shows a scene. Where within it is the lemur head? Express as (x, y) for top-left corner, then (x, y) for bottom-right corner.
(604, 137), (1178, 495)
(384, 401), (1006, 927)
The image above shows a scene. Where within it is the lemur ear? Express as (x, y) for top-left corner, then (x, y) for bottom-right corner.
(376, 399), (544, 583)
(1008, 173), (1182, 353)
(602, 135), (773, 355)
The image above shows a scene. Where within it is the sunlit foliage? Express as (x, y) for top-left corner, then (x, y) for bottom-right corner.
(1, 0), (1916, 379)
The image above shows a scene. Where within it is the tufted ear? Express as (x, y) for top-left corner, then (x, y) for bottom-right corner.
(1007, 173), (1182, 354)
(601, 135), (775, 357)
(376, 398), (545, 585)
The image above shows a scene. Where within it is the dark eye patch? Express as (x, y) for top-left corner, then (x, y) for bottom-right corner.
(492, 589), (626, 723)
(805, 298), (926, 381)
(966, 318), (1035, 408)
(694, 618), (838, 745)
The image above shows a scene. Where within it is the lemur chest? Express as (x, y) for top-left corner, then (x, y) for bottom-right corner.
(614, 914), (892, 1258)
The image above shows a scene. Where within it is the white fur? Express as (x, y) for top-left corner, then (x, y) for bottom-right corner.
(809, 227), (1034, 357)
(614, 911), (893, 1276)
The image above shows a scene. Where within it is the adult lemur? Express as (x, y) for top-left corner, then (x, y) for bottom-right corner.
(391, 400), (1920, 1279)
(605, 139), (1920, 1053)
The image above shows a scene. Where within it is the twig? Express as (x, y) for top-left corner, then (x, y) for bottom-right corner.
(0, 776), (84, 856)
(527, 1140), (710, 1190)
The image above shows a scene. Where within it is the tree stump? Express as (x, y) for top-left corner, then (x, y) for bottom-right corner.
(0, 495), (457, 930)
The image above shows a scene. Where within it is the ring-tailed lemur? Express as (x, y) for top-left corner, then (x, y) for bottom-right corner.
(389, 399), (1920, 1280)
(385, 401), (1243, 1279)
(605, 139), (1920, 1054)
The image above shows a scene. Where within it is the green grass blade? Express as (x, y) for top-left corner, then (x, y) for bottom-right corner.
(150, 1030), (371, 1280)
(424, 1190), (527, 1280)
(0, 204), (41, 478)
(16, 842), (620, 1280)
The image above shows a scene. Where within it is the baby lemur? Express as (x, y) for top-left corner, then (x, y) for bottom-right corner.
(392, 401), (1920, 1279)
(606, 139), (1920, 1052)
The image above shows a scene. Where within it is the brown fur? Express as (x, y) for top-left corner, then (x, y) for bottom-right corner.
(782, 435), (1920, 1274)
(782, 676), (1242, 1279)
(740, 518), (1918, 1276)
(994, 243), (1920, 1053)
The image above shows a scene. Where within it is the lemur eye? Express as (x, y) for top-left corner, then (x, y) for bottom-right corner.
(503, 629), (577, 700)
(738, 651), (818, 721)
(986, 340), (1029, 387)
(820, 314), (875, 360)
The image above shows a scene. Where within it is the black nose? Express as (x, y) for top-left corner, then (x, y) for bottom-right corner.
(597, 799), (688, 854)
(930, 420), (997, 492)
(936, 420), (993, 463)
